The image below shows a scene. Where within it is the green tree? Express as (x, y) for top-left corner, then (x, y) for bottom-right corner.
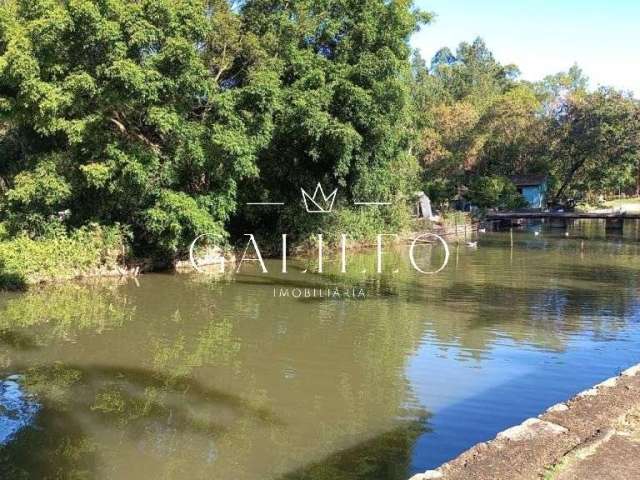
(413, 38), (541, 206)
(475, 84), (546, 177)
(0, 0), (276, 258)
(234, 0), (431, 239)
(430, 37), (519, 106)
(548, 88), (640, 201)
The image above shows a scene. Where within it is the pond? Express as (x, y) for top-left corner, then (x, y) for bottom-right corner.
(1, 221), (639, 479)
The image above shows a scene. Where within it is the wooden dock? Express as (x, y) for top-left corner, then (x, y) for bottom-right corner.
(486, 211), (640, 220)
(485, 211), (640, 230)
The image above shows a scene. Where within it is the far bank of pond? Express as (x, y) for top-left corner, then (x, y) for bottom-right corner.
(0, 219), (639, 479)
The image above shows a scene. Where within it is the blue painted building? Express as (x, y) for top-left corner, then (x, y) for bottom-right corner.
(511, 175), (548, 209)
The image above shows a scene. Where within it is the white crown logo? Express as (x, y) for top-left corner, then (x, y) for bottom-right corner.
(301, 183), (337, 213)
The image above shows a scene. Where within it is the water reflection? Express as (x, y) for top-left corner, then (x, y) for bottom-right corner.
(0, 227), (639, 479)
(0, 376), (39, 445)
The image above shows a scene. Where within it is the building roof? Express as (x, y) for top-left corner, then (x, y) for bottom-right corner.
(510, 174), (548, 187)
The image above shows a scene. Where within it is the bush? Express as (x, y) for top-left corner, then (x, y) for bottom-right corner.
(2, 157), (72, 237)
(424, 177), (457, 207)
(323, 201), (413, 245)
(142, 190), (225, 260)
(0, 225), (127, 290)
(467, 176), (527, 210)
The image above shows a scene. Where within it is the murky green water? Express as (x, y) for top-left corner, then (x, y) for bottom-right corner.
(1, 221), (640, 479)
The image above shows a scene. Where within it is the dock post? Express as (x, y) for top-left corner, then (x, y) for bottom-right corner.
(510, 228), (513, 263)
(454, 216), (459, 244)
(549, 217), (567, 229)
(605, 217), (624, 231)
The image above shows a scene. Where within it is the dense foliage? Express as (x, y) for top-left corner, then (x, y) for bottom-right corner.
(0, 0), (431, 258)
(1, 1), (639, 271)
(235, 0), (430, 240)
(0, 0), (278, 259)
(413, 43), (640, 207)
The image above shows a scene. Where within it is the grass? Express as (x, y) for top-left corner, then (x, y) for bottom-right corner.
(602, 196), (640, 211)
(576, 196), (640, 212)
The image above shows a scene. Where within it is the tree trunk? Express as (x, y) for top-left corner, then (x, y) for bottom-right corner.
(553, 158), (587, 203)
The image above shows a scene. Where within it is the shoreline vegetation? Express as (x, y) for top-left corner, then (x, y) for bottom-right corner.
(0, 224), (133, 290)
(0, 213), (477, 290)
(1, 1), (639, 289)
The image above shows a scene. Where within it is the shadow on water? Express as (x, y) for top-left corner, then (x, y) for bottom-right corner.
(15, 363), (282, 426)
(0, 362), (283, 478)
(236, 273), (334, 290)
(435, 280), (635, 318)
(279, 414), (431, 480)
(0, 330), (40, 351)
(555, 263), (640, 284)
(0, 390), (94, 480)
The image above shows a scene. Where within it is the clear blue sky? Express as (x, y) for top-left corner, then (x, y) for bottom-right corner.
(411, 0), (639, 96)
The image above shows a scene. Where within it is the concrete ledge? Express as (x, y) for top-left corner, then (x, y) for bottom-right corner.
(496, 418), (568, 442)
(410, 363), (640, 480)
(622, 364), (640, 377)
